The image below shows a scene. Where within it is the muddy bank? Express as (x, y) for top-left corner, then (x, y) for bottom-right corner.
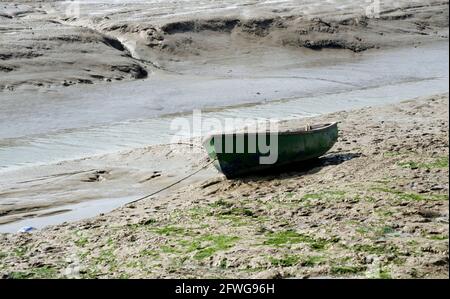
(0, 93), (447, 278)
(1, 0), (448, 90)
(94, 0), (449, 71)
(0, 2), (148, 91)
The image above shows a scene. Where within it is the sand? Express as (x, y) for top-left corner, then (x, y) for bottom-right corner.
(0, 93), (448, 278)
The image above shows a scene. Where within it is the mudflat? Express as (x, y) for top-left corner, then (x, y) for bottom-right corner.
(1, 0), (448, 90)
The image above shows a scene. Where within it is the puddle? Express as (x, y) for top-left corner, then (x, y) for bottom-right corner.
(0, 196), (135, 233)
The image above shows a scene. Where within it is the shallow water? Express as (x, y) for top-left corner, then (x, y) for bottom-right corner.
(0, 42), (448, 172)
(0, 196), (136, 233)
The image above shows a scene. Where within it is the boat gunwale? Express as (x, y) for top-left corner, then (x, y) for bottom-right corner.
(203, 122), (338, 143)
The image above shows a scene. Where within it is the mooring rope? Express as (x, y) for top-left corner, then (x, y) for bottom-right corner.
(127, 158), (217, 205)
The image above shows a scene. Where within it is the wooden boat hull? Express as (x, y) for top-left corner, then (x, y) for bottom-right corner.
(203, 123), (338, 178)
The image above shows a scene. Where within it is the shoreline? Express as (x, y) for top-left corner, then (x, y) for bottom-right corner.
(0, 93), (448, 278)
(0, 141), (216, 228)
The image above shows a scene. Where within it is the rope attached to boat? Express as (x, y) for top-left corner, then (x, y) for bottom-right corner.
(127, 158), (217, 205)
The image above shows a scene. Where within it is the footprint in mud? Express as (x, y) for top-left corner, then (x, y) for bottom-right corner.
(138, 171), (162, 183)
(81, 170), (109, 183)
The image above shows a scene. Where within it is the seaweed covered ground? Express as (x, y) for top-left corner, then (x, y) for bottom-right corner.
(0, 93), (448, 279)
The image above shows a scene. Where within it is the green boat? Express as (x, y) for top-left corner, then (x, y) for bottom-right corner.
(203, 122), (338, 178)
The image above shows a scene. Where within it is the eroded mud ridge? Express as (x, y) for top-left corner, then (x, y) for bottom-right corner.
(0, 93), (447, 278)
(0, 4), (148, 91)
(1, 0), (448, 90)
(104, 3), (448, 54)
